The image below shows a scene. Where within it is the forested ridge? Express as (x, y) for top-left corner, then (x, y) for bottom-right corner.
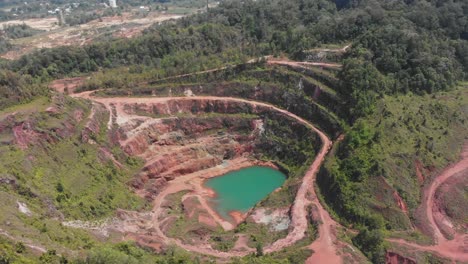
(2, 0), (467, 113)
(0, 0), (467, 263)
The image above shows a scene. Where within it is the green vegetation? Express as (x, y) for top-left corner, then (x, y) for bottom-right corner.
(156, 111), (317, 256)
(0, 0), (466, 263)
(0, 70), (49, 111)
(0, 95), (150, 262)
(318, 87), (468, 259)
(0, 0), (215, 22)
(352, 228), (385, 263)
(2, 24), (43, 39)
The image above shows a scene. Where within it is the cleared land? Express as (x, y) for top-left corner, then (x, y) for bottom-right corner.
(1, 11), (184, 60)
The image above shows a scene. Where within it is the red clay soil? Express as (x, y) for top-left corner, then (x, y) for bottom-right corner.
(12, 122), (40, 150)
(414, 159), (425, 184)
(392, 190), (408, 213)
(389, 143), (468, 262)
(434, 170), (467, 236)
(71, 92), (342, 260)
(385, 251), (416, 264)
(380, 176), (409, 214)
(305, 136), (345, 264)
(232, 234), (254, 252)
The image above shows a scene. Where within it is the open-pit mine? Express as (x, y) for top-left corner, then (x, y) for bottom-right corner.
(66, 91), (339, 260)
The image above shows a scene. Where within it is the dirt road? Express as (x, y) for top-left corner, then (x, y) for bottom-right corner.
(0, 228), (47, 253)
(425, 143), (468, 243)
(268, 59), (343, 69)
(73, 93), (341, 260)
(388, 143), (468, 262)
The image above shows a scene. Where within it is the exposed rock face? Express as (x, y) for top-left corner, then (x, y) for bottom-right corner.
(105, 99), (280, 201)
(385, 251), (416, 264)
(12, 122), (41, 149)
(120, 114), (259, 199)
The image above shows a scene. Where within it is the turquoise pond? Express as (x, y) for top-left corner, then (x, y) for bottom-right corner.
(205, 166), (286, 219)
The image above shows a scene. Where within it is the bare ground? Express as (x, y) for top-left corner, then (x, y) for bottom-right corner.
(0, 12), (184, 60)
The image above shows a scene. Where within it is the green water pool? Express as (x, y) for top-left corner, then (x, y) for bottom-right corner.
(205, 166), (286, 219)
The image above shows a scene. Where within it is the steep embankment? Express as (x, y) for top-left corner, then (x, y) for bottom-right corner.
(0, 95), (147, 262)
(388, 143), (468, 262)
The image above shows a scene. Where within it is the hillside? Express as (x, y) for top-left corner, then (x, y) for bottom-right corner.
(0, 0), (467, 263)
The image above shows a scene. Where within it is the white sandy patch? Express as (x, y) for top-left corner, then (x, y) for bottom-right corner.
(251, 207), (291, 231)
(17, 201), (32, 216)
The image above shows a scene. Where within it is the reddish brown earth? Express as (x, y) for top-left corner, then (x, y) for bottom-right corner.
(378, 176), (410, 214)
(434, 170), (468, 235)
(414, 159), (426, 184)
(12, 122), (41, 150)
(385, 251), (416, 264)
(388, 143), (468, 262)
(232, 234), (254, 252)
(392, 190), (408, 214)
(69, 91), (342, 260)
(5, 96), (95, 150)
(49, 77), (87, 94)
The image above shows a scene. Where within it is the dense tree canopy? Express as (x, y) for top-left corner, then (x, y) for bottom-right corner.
(6, 0), (466, 109)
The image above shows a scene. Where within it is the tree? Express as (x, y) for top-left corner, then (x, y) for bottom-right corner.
(352, 228), (386, 263)
(256, 243), (264, 257)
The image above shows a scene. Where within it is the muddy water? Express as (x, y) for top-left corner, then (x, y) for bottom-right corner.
(205, 166), (286, 219)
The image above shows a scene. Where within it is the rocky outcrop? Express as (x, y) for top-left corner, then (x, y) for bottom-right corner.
(125, 118), (258, 199)
(123, 100), (256, 117)
(115, 102), (262, 199)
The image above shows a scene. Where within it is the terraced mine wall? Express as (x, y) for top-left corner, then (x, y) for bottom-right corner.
(112, 99), (320, 205)
(100, 82), (343, 138)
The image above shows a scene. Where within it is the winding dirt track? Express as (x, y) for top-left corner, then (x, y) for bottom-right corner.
(73, 92), (341, 261)
(268, 59), (343, 69)
(388, 143), (468, 262)
(0, 228), (46, 253)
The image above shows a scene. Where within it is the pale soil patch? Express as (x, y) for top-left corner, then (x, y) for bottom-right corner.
(16, 201), (32, 216)
(251, 207), (291, 231)
(1, 12), (184, 60)
(0, 17), (60, 31)
(0, 228), (46, 253)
